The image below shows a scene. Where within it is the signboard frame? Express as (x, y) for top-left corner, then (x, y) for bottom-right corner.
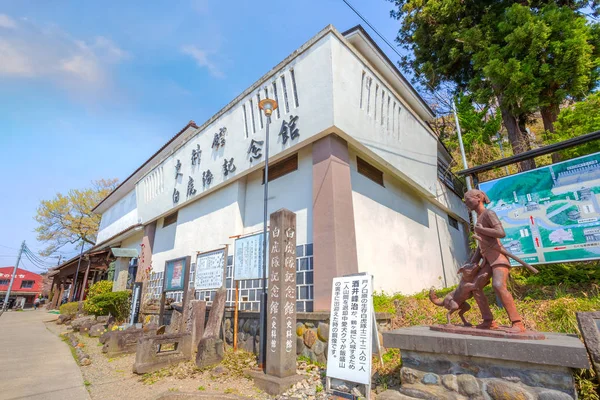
(233, 232), (268, 281)
(479, 151), (600, 266)
(159, 255), (191, 326)
(194, 247), (228, 290)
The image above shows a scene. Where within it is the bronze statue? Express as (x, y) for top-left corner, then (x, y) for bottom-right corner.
(431, 189), (539, 334)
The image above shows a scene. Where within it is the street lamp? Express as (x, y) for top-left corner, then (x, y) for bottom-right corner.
(258, 98), (278, 370)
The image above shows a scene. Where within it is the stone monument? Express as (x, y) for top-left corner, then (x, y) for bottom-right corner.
(249, 208), (304, 395)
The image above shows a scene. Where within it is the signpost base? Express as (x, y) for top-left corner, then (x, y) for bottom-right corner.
(247, 369), (305, 396)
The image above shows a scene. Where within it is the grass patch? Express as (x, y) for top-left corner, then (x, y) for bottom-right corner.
(297, 354), (325, 369)
(197, 386), (206, 391)
(83, 380), (91, 387)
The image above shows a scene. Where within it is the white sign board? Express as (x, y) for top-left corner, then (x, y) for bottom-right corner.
(326, 274), (373, 385)
(194, 249), (225, 290)
(234, 233), (267, 280)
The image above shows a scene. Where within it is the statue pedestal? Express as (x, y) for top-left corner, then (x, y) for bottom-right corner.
(382, 326), (589, 399)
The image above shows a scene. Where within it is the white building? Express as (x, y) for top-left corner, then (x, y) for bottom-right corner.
(90, 25), (470, 312)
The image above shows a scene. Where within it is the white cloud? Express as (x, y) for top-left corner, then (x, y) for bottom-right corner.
(181, 45), (224, 78)
(0, 15), (128, 92)
(0, 14), (17, 29)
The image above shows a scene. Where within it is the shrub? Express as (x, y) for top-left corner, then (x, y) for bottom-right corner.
(59, 301), (79, 316)
(86, 280), (113, 299)
(84, 291), (131, 322)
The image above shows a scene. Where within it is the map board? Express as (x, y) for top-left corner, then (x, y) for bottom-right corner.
(234, 232), (267, 280)
(326, 274), (373, 385)
(479, 151), (600, 265)
(195, 249), (225, 290)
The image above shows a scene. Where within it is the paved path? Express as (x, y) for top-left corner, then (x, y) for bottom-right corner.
(0, 309), (90, 400)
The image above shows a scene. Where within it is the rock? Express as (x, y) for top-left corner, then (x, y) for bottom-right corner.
(317, 322), (329, 342)
(537, 389), (574, 400)
(224, 318), (231, 331)
(486, 379), (531, 400)
(79, 319), (95, 334)
(99, 330), (112, 344)
(88, 323), (106, 337)
(243, 336), (255, 353)
(242, 319), (251, 333)
(442, 375), (459, 392)
(224, 329), (233, 344)
(167, 310), (182, 334)
(422, 373), (439, 385)
(143, 322), (158, 333)
(296, 335), (306, 355)
(401, 367), (425, 385)
(351, 386), (362, 397)
(303, 329), (317, 348)
(96, 315), (111, 324)
(80, 358), (91, 366)
(305, 322), (315, 328)
(399, 384), (458, 400)
(312, 339), (325, 356)
(211, 365), (229, 377)
(457, 374), (481, 397)
(296, 322), (306, 337)
(70, 316), (95, 331)
(57, 314), (72, 325)
(156, 325), (166, 335)
(316, 352), (326, 365)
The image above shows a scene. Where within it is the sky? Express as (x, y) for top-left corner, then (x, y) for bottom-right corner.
(0, 0), (410, 272)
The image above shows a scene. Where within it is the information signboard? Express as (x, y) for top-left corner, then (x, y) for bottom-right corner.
(479, 151), (600, 265)
(164, 257), (188, 292)
(195, 249), (225, 290)
(233, 232), (267, 280)
(326, 274), (373, 385)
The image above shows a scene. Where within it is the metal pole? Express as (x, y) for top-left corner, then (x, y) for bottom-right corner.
(452, 100), (477, 223)
(259, 114), (270, 371)
(70, 241), (85, 302)
(1, 241), (25, 314)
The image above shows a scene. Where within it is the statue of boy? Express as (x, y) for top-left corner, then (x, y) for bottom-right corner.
(464, 189), (526, 333)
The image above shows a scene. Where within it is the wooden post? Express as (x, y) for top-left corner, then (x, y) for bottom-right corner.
(79, 258), (91, 302)
(233, 281), (239, 351)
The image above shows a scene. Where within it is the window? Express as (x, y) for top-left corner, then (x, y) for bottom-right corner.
(163, 211), (178, 228)
(357, 157), (384, 186)
(0, 279), (9, 285)
(20, 280), (34, 289)
(263, 153), (298, 183)
(448, 215), (459, 230)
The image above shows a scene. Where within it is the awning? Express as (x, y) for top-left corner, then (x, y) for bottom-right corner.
(111, 248), (139, 258)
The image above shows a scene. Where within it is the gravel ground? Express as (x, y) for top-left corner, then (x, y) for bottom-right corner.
(45, 321), (333, 400)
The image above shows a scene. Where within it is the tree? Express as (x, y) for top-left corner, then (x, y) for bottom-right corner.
(390, 0), (599, 170)
(35, 179), (119, 256)
(546, 92), (600, 159)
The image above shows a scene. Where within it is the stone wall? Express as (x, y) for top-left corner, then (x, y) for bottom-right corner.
(223, 311), (391, 362)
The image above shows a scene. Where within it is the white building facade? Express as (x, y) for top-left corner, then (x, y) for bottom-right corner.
(91, 25), (470, 312)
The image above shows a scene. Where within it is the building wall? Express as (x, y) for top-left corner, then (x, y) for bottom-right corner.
(349, 150), (470, 295)
(97, 190), (139, 244)
(331, 36), (439, 196)
(136, 34), (335, 225)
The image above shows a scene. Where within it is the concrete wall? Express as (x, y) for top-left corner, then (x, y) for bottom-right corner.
(97, 190), (139, 244)
(136, 33), (335, 225)
(331, 36), (439, 196)
(349, 149), (470, 294)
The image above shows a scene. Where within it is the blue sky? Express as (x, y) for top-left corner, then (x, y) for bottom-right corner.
(0, 0), (409, 272)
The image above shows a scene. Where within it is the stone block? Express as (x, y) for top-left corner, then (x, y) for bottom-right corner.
(101, 328), (144, 357)
(247, 369), (305, 396)
(401, 367), (425, 385)
(296, 336), (305, 355)
(195, 337), (224, 369)
(79, 319), (96, 334)
(312, 339), (325, 356)
(296, 322), (306, 337)
(442, 375), (458, 392)
(316, 322), (329, 342)
(71, 316), (96, 332)
(57, 314), (72, 325)
(536, 389), (574, 400)
(422, 373), (439, 385)
(400, 383), (464, 400)
(457, 374), (480, 397)
(377, 389), (422, 400)
(133, 333), (192, 374)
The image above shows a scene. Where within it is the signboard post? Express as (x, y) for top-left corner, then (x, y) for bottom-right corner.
(129, 282), (143, 326)
(479, 151), (600, 265)
(159, 256), (191, 327)
(326, 273), (375, 398)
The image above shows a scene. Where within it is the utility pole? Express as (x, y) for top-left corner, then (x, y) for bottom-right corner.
(452, 100), (477, 224)
(1, 241), (25, 315)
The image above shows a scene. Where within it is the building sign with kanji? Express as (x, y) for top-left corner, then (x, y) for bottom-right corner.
(195, 249), (226, 290)
(326, 274), (373, 385)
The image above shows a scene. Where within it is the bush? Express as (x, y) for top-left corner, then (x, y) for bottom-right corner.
(59, 301), (79, 316)
(84, 291), (131, 322)
(86, 280), (113, 299)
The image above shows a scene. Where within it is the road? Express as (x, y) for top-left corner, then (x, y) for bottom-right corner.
(0, 309), (90, 400)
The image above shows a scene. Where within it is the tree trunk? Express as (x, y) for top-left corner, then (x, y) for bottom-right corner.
(501, 109), (536, 171)
(541, 103), (561, 163)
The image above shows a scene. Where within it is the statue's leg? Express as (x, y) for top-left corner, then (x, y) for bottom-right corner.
(492, 265), (525, 332)
(473, 262), (496, 329)
(458, 302), (472, 327)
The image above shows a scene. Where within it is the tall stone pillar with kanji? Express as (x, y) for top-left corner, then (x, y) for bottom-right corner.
(266, 208), (297, 378)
